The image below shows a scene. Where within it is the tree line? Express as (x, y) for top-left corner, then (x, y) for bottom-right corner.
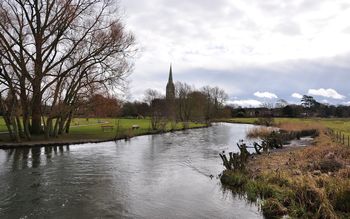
(0, 0), (135, 141)
(121, 83), (230, 127)
(232, 95), (350, 118)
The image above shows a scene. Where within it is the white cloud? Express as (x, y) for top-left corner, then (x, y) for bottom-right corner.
(341, 101), (350, 105)
(291, 92), (303, 99)
(254, 91), (278, 99)
(308, 88), (346, 99)
(227, 99), (262, 108)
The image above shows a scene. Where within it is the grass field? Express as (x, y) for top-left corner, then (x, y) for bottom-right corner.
(224, 117), (350, 135)
(0, 117), (206, 143)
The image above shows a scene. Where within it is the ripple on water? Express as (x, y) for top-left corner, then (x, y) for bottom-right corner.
(0, 123), (263, 218)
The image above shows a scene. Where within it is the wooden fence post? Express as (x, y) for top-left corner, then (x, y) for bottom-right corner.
(337, 131), (339, 142)
(336, 131), (338, 142)
(343, 134), (345, 144)
(337, 131), (340, 142)
(348, 135), (349, 147)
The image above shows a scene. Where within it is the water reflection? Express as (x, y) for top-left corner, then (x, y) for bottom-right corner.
(5, 146), (70, 170)
(0, 123), (263, 219)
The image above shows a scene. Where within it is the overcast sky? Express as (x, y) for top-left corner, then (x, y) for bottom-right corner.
(120, 0), (350, 107)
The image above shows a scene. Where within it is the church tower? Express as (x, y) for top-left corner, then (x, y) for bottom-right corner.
(166, 64), (175, 120)
(166, 64), (175, 100)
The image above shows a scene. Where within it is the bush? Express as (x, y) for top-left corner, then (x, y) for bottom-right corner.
(246, 127), (274, 139)
(261, 198), (288, 218)
(254, 117), (275, 126)
(334, 187), (350, 212)
(220, 171), (248, 187)
(318, 159), (343, 173)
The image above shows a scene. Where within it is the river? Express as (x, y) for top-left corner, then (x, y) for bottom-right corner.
(0, 123), (263, 219)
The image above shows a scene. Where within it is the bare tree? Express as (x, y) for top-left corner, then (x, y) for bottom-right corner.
(175, 82), (193, 122)
(0, 0), (135, 139)
(201, 86), (228, 121)
(144, 89), (162, 105)
(143, 89), (165, 130)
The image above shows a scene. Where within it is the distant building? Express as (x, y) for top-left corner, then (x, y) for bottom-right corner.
(166, 64), (175, 100)
(166, 64), (176, 120)
(150, 64), (176, 121)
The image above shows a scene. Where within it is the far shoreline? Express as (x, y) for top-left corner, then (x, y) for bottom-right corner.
(0, 125), (209, 149)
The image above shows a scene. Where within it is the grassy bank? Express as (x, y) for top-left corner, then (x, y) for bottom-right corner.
(220, 119), (350, 218)
(0, 117), (207, 145)
(221, 117), (350, 135)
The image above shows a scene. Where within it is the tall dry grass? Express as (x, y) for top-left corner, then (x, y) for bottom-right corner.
(246, 127), (277, 139)
(244, 129), (350, 218)
(276, 121), (325, 132)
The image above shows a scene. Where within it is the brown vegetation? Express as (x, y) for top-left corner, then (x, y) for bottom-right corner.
(276, 121), (325, 132)
(222, 122), (350, 218)
(251, 131), (350, 217)
(246, 126), (276, 139)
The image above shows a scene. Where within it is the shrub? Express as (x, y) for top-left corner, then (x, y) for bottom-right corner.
(246, 127), (274, 139)
(261, 198), (288, 218)
(334, 187), (350, 212)
(220, 171), (248, 187)
(255, 117), (275, 126)
(318, 159), (343, 173)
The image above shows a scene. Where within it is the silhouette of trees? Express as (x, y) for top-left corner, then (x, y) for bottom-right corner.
(301, 95), (318, 108)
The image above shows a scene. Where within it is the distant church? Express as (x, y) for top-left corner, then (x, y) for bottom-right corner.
(165, 64), (176, 120)
(149, 64), (177, 122)
(166, 64), (175, 100)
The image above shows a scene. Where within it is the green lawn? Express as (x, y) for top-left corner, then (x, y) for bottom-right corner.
(222, 117), (350, 135)
(0, 118), (7, 132)
(0, 117), (206, 142)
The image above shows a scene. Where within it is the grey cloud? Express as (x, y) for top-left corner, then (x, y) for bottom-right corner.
(120, 0), (350, 104)
(168, 54), (350, 103)
(273, 20), (301, 36)
(343, 26), (350, 34)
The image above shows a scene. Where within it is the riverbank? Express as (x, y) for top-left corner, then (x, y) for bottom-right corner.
(0, 118), (208, 149)
(220, 120), (350, 218)
(217, 117), (350, 135)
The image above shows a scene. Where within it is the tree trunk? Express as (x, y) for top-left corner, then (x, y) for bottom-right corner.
(65, 112), (73, 134)
(45, 118), (53, 139)
(31, 83), (42, 135)
(16, 116), (24, 138)
(58, 115), (66, 135)
(11, 117), (20, 142)
(53, 117), (60, 137)
(3, 115), (14, 140)
(22, 115), (31, 140)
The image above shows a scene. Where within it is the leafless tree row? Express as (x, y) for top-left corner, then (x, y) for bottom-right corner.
(144, 83), (229, 130)
(0, 0), (135, 141)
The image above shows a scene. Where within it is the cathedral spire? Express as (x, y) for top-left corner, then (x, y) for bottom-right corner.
(166, 63), (175, 101)
(168, 64), (173, 83)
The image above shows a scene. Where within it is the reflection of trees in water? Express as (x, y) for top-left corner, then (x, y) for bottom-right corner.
(7, 145), (70, 170)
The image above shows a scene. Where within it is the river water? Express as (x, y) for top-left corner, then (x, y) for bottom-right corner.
(0, 123), (263, 219)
